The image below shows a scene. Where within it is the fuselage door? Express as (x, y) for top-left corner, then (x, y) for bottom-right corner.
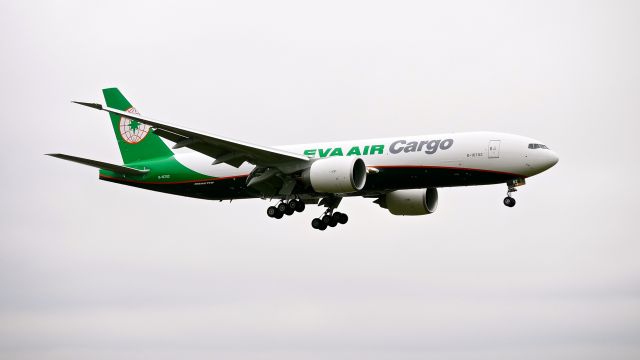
(488, 140), (501, 159)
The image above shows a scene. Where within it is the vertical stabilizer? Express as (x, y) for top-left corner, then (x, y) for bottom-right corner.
(102, 88), (174, 164)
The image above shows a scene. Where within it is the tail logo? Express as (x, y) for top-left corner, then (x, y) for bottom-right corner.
(119, 108), (150, 144)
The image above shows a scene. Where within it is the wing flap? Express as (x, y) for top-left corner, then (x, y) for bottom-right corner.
(46, 153), (149, 176)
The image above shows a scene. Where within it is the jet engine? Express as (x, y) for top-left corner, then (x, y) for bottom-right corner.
(377, 188), (438, 215)
(302, 157), (367, 193)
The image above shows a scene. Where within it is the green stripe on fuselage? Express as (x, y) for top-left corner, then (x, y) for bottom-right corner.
(99, 155), (211, 183)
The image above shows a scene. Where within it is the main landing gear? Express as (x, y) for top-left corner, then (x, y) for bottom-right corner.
(267, 199), (305, 219)
(266, 196), (349, 231)
(311, 209), (348, 231)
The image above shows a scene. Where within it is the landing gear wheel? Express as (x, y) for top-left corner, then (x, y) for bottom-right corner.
(332, 212), (348, 225)
(311, 218), (328, 230)
(311, 218), (327, 230)
(267, 206), (278, 218)
(336, 212), (348, 224)
(284, 206), (295, 216)
(288, 199), (305, 213)
(322, 215), (333, 225)
(273, 210), (284, 219)
(277, 203), (288, 213)
(503, 197), (516, 207)
(311, 218), (327, 231)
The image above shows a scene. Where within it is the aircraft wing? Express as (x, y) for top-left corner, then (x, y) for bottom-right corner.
(73, 102), (309, 169)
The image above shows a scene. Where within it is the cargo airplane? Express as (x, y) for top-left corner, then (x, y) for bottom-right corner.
(48, 88), (559, 230)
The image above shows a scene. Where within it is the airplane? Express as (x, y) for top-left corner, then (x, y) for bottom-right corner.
(48, 88), (559, 230)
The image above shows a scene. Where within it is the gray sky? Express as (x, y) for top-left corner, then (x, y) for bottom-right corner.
(1, 0), (639, 359)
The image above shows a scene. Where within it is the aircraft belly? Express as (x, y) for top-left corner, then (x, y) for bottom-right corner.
(101, 164), (517, 202)
(362, 166), (516, 190)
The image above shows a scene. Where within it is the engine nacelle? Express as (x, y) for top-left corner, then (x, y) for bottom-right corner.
(382, 188), (438, 216)
(303, 157), (367, 193)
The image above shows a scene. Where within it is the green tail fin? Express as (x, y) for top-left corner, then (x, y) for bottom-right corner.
(102, 88), (174, 164)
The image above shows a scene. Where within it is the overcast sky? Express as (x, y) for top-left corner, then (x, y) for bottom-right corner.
(1, 0), (639, 359)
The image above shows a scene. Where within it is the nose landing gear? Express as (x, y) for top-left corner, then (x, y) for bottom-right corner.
(503, 186), (517, 208)
(503, 178), (525, 208)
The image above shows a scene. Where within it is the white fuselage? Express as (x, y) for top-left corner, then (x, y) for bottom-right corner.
(174, 131), (559, 182)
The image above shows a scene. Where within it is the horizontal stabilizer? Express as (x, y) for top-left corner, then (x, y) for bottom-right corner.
(46, 153), (149, 176)
(71, 101), (103, 110)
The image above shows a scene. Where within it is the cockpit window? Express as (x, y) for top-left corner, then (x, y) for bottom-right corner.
(528, 143), (549, 149)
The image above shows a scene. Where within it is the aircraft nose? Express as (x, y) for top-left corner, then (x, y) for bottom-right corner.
(549, 151), (560, 167)
(540, 150), (559, 171)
